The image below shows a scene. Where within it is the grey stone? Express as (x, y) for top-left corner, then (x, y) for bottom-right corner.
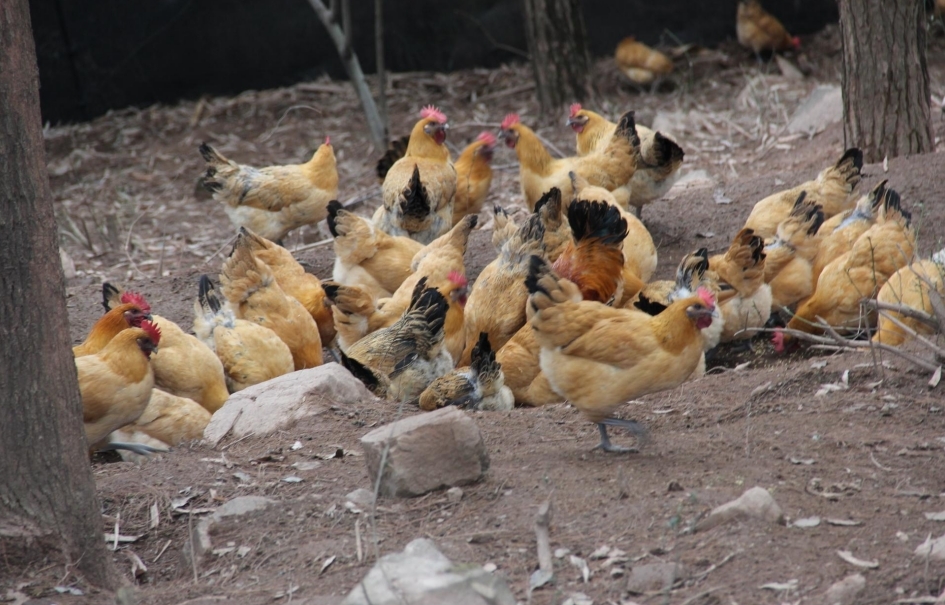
(182, 496), (275, 570)
(787, 85), (842, 135)
(360, 407), (489, 498)
(447, 487), (464, 503)
(204, 363), (375, 445)
(820, 573), (866, 605)
(212, 495), (275, 521)
(340, 538), (514, 605)
(695, 486), (785, 532)
(345, 488), (375, 510)
(626, 562), (685, 595)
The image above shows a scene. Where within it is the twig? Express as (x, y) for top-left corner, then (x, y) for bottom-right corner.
(534, 499), (554, 580)
(220, 431), (256, 451)
(876, 310), (945, 358)
(188, 510), (199, 583)
(692, 550), (741, 581)
(154, 539), (172, 562)
(865, 299), (940, 332)
(291, 239), (333, 254)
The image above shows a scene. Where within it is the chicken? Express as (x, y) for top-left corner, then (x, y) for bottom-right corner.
(327, 200), (423, 300)
(220, 230), (323, 370)
(109, 388), (211, 455)
(340, 278), (452, 402)
(491, 205), (518, 251)
(495, 197), (630, 407)
(79, 321), (161, 450)
(199, 138), (337, 243)
(374, 106), (456, 244)
(102, 283), (230, 413)
(453, 132), (496, 225)
(569, 172), (657, 285)
(417, 332), (514, 412)
(614, 37), (674, 87)
(375, 134), (411, 181)
(812, 179), (889, 283)
(73, 295), (152, 357)
(236, 227), (335, 345)
(778, 189), (916, 347)
(193, 275), (294, 392)
(764, 194), (825, 310)
(736, 0), (800, 58)
(553, 198), (629, 304)
(500, 111), (642, 211)
(744, 148), (863, 239)
(709, 228), (771, 343)
(526, 256), (716, 452)
(566, 105), (685, 219)
(460, 193), (552, 365)
(872, 248), (945, 346)
(326, 215), (475, 352)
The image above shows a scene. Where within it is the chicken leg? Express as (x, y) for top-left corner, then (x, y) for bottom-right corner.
(595, 418), (646, 454)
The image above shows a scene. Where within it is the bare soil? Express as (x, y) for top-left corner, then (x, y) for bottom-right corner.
(8, 26), (945, 605)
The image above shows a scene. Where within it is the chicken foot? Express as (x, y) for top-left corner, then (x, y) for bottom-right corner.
(595, 418), (647, 454)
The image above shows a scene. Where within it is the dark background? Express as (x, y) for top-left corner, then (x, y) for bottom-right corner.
(30, 0), (839, 124)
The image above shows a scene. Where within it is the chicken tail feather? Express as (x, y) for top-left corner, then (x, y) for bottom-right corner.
(340, 351), (383, 393)
(326, 200), (344, 237)
(375, 134), (411, 181)
(567, 199), (629, 247)
(198, 274), (222, 315)
(401, 165), (431, 220)
(101, 282), (122, 313)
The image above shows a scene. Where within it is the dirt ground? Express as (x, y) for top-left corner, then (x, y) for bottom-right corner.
(9, 25), (945, 605)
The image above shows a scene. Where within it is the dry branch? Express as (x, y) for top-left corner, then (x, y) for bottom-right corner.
(308, 0), (386, 148)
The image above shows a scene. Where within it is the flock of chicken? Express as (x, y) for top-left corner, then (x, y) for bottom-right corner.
(71, 1), (945, 457)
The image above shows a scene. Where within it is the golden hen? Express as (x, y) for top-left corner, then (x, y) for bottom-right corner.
(417, 332), (514, 412)
(737, 0), (800, 58)
(614, 37), (674, 86)
(872, 248), (945, 347)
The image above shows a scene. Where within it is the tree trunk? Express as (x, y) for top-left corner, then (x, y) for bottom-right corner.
(522, 0), (592, 115)
(0, 0), (118, 590)
(839, 0), (934, 162)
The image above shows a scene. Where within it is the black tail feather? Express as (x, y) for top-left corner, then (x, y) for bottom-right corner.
(400, 165), (430, 220)
(326, 200), (344, 237)
(102, 282), (121, 313)
(376, 134), (411, 181)
(567, 199), (628, 247)
(340, 351), (382, 393)
(198, 275), (221, 314)
(524, 255), (551, 297)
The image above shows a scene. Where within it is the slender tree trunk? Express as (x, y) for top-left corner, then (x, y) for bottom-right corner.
(522, 0), (592, 115)
(0, 0), (118, 590)
(839, 0), (934, 162)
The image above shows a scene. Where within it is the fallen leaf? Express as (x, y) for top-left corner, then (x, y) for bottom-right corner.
(792, 516), (821, 528)
(883, 156), (889, 172)
(320, 555), (336, 574)
(529, 568), (553, 590)
(291, 440), (303, 451)
(149, 502), (160, 529)
(589, 545), (611, 559)
(837, 550), (878, 569)
(811, 360), (828, 369)
(924, 511), (945, 521)
(570, 554), (591, 583)
(713, 189), (732, 205)
(760, 579), (798, 591)
(103, 533), (141, 544)
(930, 366), (942, 389)
(695, 231), (715, 238)
(826, 518), (862, 527)
(789, 457), (815, 465)
(734, 361), (751, 372)
(282, 476), (303, 483)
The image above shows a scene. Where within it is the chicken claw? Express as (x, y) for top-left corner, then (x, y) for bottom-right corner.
(595, 418), (646, 454)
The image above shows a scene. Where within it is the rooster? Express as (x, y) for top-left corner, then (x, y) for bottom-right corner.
(374, 106), (456, 244)
(417, 332), (514, 412)
(73, 294), (152, 357)
(199, 137), (337, 243)
(102, 284), (230, 413)
(526, 257), (716, 453)
(566, 105), (685, 219)
(341, 279), (452, 402)
(79, 321), (162, 452)
(500, 111), (641, 211)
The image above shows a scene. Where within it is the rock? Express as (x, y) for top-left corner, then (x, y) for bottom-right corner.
(447, 487), (465, 503)
(340, 538), (514, 605)
(60, 248), (76, 280)
(775, 55), (804, 80)
(819, 573), (866, 605)
(915, 533), (945, 560)
(182, 496), (275, 570)
(345, 488), (375, 510)
(360, 407), (489, 498)
(204, 363), (374, 445)
(787, 85), (842, 135)
(626, 562), (684, 595)
(695, 486), (785, 532)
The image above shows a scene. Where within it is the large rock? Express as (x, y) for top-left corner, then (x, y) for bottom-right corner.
(204, 363), (374, 445)
(694, 486), (785, 532)
(787, 85), (842, 135)
(360, 407), (489, 498)
(340, 538), (514, 605)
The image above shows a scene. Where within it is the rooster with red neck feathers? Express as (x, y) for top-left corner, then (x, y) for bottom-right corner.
(374, 106), (457, 244)
(525, 256), (716, 453)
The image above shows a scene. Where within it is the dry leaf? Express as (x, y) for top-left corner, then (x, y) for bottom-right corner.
(837, 550), (878, 569)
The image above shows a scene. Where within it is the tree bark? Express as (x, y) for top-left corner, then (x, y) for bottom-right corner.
(839, 0), (934, 162)
(522, 0), (592, 115)
(0, 0), (118, 590)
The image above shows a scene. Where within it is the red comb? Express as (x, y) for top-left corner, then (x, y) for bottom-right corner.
(791, 36), (801, 49)
(569, 103), (582, 118)
(476, 131), (497, 146)
(772, 329), (785, 353)
(420, 105), (447, 124)
(501, 113), (520, 129)
(324, 135), (331, 146)
(140, 320), (162, 345)
(448, 270), (468, 288)
(120, 290), (151, 314)
(696, 286), (715, 308)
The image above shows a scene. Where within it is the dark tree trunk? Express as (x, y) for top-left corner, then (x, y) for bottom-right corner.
(522, 0), (592, 115)
(0, 0), (118, 590)
(839, 0), (934, 162)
